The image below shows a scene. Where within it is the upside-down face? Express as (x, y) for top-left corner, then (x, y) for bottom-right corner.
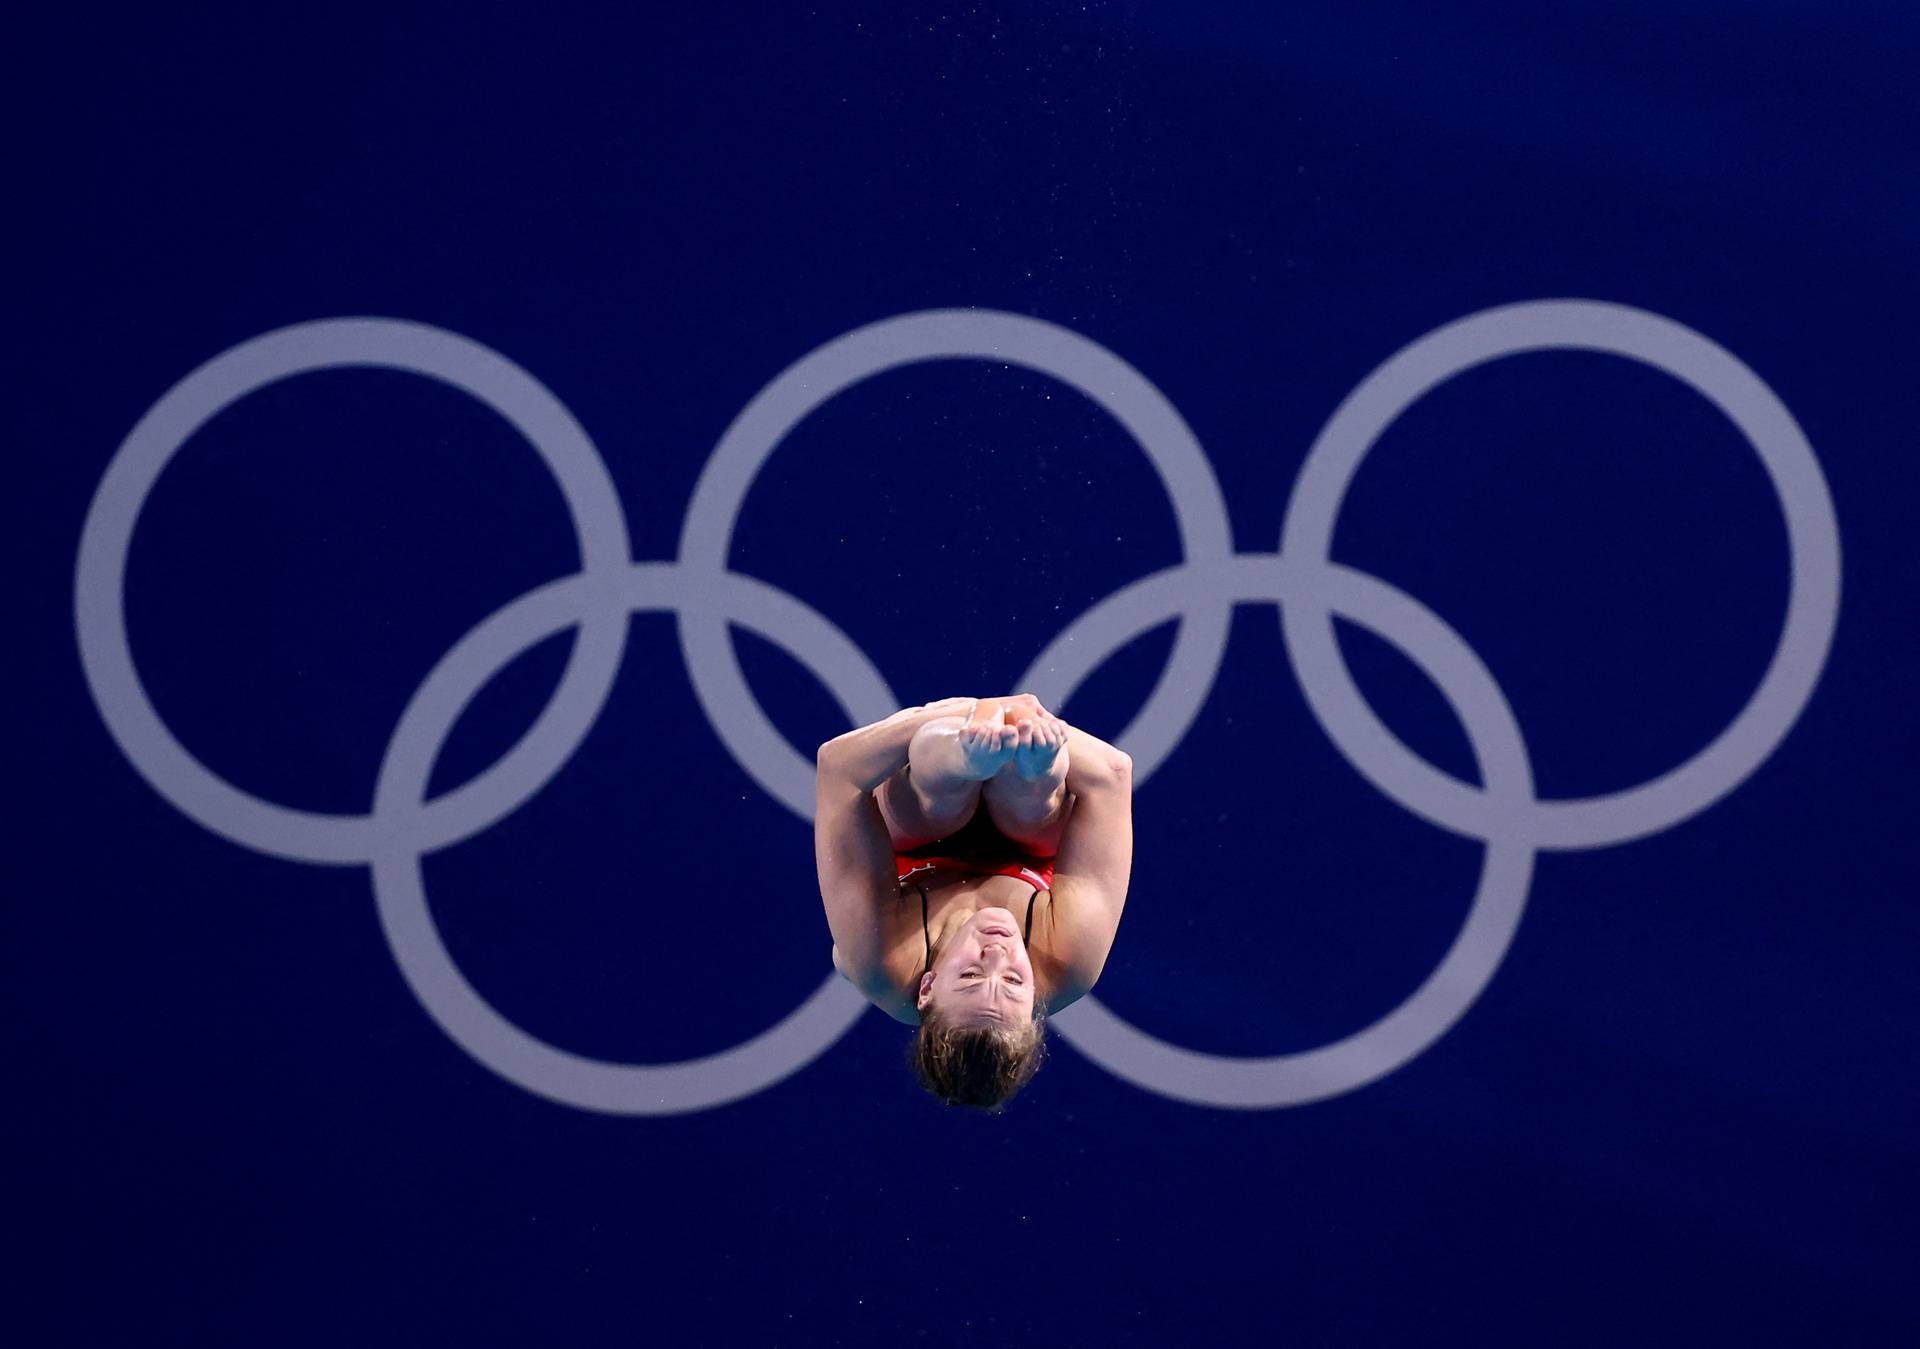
(916, 906), (1038, 1026)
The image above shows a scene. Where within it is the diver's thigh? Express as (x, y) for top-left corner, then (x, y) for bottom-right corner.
(878, 765), (976, 849)
(983, 782), (1070, 857)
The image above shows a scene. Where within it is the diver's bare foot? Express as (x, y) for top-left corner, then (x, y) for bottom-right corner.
(984, 705), (1070, 850)
(956, 712), (1018, 780)
(1008, 711), (1069, 783)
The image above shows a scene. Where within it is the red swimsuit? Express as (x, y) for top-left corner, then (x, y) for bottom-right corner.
(894, 800), (1056, 894)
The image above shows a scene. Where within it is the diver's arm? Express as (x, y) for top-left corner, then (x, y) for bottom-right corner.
(1045, 742), (1134, 1001)
(816, 697), (977, 792)
(814, 752), (904, 994)
(1062, 722), (1131, 786)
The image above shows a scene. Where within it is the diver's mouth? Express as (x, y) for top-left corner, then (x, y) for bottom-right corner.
(979, 924), (1016, 938)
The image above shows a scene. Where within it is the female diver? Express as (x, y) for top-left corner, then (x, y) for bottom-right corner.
(814, 694), (1135, 1111)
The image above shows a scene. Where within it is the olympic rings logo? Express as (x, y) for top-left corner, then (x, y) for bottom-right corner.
(74, 302), (1841, 1113)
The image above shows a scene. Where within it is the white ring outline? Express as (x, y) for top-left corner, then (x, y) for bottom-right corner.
(370, 566), (879, 1114)
(1279, 300), (1842, 849)
(71, 301), (1840, 1111)
(676, 308), (1236, 812)
(1037, 556), (1536, 1107)
(73, 319), (632, 863)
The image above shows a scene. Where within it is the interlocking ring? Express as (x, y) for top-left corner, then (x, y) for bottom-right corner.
(75, 302), (1840, 1112)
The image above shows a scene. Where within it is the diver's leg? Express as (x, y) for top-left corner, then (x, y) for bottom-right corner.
(982, 711), (1071, 856)
(877, 707), (1016, 849)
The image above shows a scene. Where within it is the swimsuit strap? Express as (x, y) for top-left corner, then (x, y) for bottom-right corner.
(919, 884), (932, 976)
(918, 879), (1044, 977)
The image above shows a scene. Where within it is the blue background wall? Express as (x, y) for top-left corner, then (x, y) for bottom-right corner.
(10, 2), (1917, 1343)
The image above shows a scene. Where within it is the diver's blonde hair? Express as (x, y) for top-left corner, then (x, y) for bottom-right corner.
(909, 1007), (1048, 1112)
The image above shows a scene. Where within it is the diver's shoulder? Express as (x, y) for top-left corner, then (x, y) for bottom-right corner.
(834, 942), (922, 1025)
(1028, 891), (1099, 1014)
(1036, 960), (1091, 1017)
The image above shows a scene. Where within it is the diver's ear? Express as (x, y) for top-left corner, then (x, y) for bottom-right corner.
(916, 970), (935, 1010)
